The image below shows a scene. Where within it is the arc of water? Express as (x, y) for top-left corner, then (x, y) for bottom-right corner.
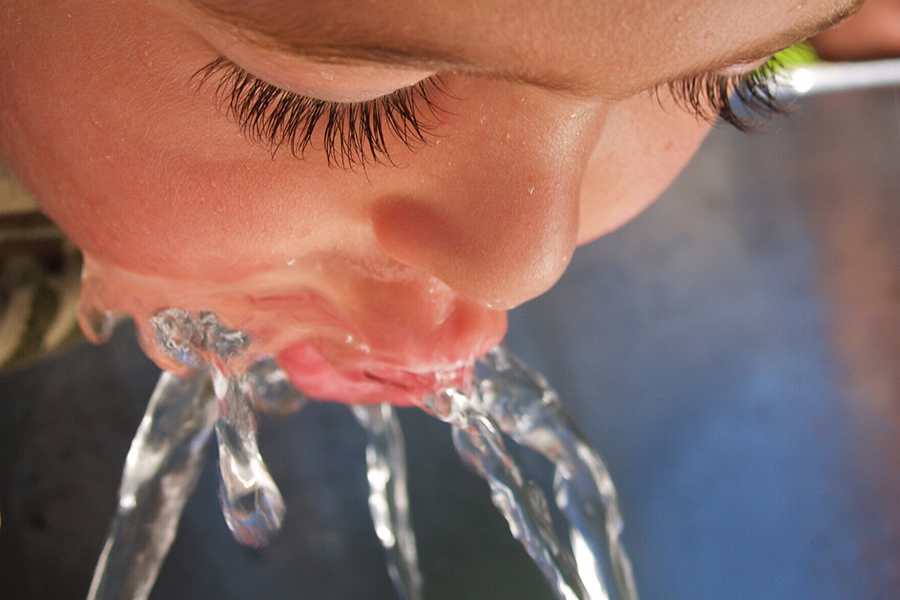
(91, 307), (637, 600)
(148, 309), (288, 548)
(475, 347), (638, 600)
(446, 398), (589, 600)
(352, 403), (425, 600)
(87, 371), (217, 600)
(423, 347), (639, 600)
(88, 356), (302, 600)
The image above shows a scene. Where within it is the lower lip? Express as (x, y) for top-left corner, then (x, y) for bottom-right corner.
(276, 340), (470, 407)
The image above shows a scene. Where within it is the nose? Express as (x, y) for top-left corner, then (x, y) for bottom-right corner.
(372, 188), (576, 309)
(371, 86), (603, 310)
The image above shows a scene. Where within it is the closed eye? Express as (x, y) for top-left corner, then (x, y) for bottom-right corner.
(194, 57), (450, 169)
(664, 56), (787, 131)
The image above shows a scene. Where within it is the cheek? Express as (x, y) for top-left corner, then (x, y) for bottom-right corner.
(0, 0), (360, 280)
(576, 95), (714, 245)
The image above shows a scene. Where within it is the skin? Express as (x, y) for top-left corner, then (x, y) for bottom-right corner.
(0, 0), (863, 405)
(811, 0), (900, 60)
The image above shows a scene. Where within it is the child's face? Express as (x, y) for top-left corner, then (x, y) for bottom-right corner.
(0, 0), (861, 404)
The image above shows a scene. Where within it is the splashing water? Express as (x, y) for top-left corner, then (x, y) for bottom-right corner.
(420, 347), (636, 600)
(470, 348), (636, 600)
(148, 309), (286, 547)
(89, 309), (637, 600)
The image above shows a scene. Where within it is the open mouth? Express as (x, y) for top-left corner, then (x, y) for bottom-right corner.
(276, 339), (474, 406)
(77, 251), (507, 405)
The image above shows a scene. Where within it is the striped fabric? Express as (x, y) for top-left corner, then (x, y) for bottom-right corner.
(0, 159), (84, 372)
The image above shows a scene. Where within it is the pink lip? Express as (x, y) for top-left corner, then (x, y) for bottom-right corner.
(276, 340), (471, 406)
(271, 283), (507, 406)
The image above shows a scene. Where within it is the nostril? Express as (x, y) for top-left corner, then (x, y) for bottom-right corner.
(371, 197), (577, 310)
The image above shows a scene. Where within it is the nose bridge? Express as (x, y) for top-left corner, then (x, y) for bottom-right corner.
(371, 99), (601, 309)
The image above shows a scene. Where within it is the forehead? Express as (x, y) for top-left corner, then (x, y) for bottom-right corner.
(185, 0), (863, 96)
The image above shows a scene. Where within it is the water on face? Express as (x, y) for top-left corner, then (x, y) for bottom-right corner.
(74, 250), (505, 403)
(88, 307), (637, 600)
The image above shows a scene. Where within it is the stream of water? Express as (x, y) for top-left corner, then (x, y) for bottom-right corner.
(86, 309), (637, 600)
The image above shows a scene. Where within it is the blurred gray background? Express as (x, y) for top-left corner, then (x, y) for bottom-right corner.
(2, 85), (899, 599)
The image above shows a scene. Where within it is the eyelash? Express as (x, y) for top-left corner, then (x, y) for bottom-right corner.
(666, 57), (787, 131)
(196, 55), (784, 168)
(195, 57), (448, 168)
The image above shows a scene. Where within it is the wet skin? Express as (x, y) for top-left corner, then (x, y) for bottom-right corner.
(0, 0), (863, 404)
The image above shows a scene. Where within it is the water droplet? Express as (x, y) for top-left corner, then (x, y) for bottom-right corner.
(78, 304), (117, 344)
(420, 388), (471, 424)
(142, 309), (285, 547)
(245, 357), (308, 416)
(77, 275), (118, 343)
